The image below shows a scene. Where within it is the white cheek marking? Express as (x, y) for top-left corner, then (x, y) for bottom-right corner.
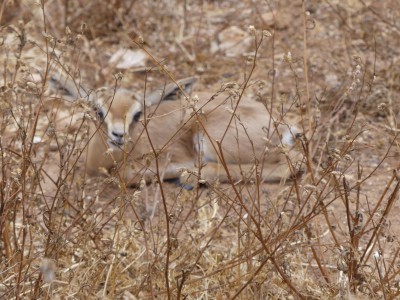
(125, 100), (142, 127)
(124, 107), (133, 129)
(103, 110), (113, 134)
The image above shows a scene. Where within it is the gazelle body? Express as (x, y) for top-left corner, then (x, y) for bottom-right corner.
(51, 75), (300, 186)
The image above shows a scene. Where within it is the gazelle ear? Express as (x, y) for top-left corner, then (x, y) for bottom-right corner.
(145, 76), (198, 105)
(49, 73), (91, 102)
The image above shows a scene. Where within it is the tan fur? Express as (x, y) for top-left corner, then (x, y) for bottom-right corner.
(51, 76), (301, 186)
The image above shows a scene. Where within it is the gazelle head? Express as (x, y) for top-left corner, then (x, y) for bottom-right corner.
(90, 88), (142, 147)
(50, 75), (197, 148)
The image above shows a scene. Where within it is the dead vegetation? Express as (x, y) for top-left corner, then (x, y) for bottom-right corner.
(1, 0), (400, 299)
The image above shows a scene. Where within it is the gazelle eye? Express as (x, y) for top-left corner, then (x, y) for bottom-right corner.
(133, 111), (142, 122)
(94, 107), (105, 121)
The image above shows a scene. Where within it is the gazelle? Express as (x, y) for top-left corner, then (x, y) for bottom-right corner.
(50, 74), (301, 186)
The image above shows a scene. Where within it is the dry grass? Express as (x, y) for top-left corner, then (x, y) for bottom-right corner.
(2, 0), (400, 299)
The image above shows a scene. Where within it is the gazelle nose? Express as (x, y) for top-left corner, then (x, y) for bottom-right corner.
(112, 131), (124, 138)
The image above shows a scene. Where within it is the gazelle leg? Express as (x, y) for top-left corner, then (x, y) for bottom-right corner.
(193, 161), (296, 184)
